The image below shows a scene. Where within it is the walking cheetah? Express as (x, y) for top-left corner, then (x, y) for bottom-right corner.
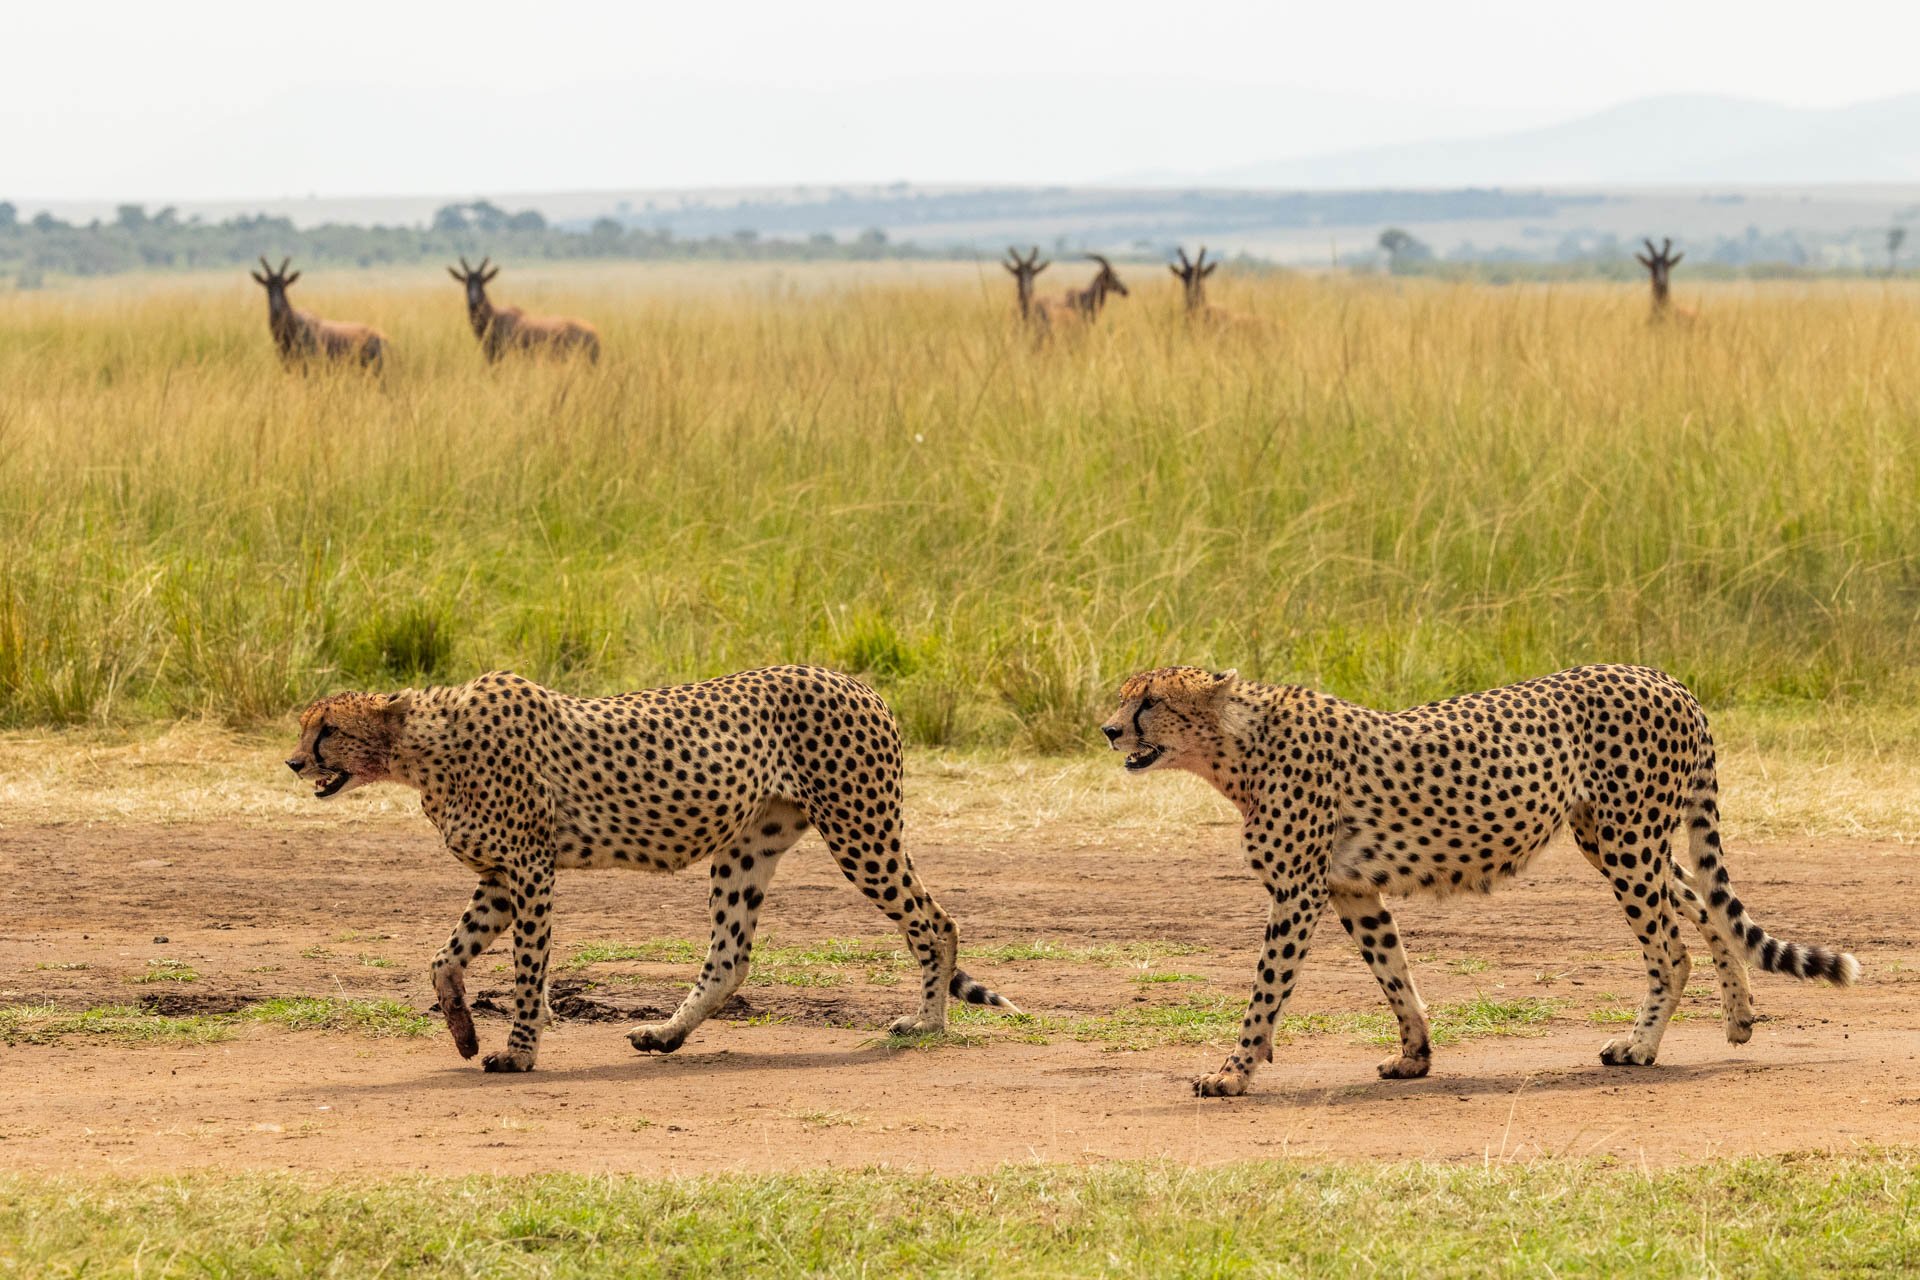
(1099, 664), (1858, 1097)
(286, 666), (1017, 1072)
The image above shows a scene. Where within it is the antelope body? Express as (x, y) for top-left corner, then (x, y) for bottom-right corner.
(1033, 254), (1129, 337)
(1637, 238), (1698, 324)
(250, 257), (387, 370)
(448, 257), (601, 363)
(1003, 245), (1049, 323)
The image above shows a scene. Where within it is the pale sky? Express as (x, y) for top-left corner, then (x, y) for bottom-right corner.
(9, 0), (1920, 201)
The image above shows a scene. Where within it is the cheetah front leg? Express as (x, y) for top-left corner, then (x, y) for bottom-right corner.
(1196, 874), (1328, 1098)
(430, 876), (514, 1060)
(482, 857), (555, 1073)
(1331, 889), (1431, 1079)
(629, 804), (801, 1056)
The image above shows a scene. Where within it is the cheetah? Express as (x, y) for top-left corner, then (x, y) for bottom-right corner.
(285, 666), (1017, 1072)
(1099, 664), (1858, 1097)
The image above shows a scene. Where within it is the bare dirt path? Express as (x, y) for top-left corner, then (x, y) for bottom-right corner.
(1, 821), (1915, 1172)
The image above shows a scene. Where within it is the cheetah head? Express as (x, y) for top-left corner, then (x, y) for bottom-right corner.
(286, 691), (413, 799)
(1099, 667), (1238, 774)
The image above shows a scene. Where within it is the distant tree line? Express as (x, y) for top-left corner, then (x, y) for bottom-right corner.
(0, 199), (925, 285)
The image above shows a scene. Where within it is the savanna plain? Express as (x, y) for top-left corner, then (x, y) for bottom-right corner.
(2, 261), (1919, 1276)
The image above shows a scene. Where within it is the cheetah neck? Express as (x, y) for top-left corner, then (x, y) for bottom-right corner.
(1185, 689), (1263, 817)
(1193, 685), (1318, 819)
(385, 686), (457, 793)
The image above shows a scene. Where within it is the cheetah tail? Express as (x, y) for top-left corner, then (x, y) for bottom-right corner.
(1683, 793), (1859, 987)
(949, 968), (1022, 1015)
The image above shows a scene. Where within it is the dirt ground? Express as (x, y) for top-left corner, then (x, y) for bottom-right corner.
(1, 818), (1915, 1174)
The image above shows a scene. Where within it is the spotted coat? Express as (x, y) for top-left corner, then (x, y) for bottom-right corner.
(1100, 664), (1858, 1097)
(287, 666), (1015, 1072)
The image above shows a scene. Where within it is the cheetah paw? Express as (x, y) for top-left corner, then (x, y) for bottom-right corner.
(1726, 1016), (1754, 1046)
(628, 1023), (687, 1055)
(481, 1048), (535, 1073)
(887, 1014), (943, 1038)
(1377, 1053), (1431, 1080)
(1192, 1070), (1250, 1098)
(1598, 1037), (1657, 1067)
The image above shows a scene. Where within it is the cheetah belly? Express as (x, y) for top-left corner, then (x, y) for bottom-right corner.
(1330, 810), (1566, 897)
(551, 804), (747, 873)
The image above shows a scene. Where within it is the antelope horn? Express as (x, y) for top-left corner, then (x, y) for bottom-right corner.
(458, 255), (474, 274)
(258, 255), (273, 274)
(1643, 238), (1658, 257)
(1662, 238), (1673, 258)
(1086, 253), (1112, 268)
(1196, 246), (1208, 268)
(478, 256), (491, 273)
(1176, 247), (1192, 270)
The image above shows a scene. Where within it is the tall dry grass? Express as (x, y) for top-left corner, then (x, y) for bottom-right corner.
(1, 262), (1915, 746)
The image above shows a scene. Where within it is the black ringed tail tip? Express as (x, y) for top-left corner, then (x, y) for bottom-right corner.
(949, 969), (1021, 1015)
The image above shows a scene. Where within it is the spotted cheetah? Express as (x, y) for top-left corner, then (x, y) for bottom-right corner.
(286, 666), (1017, 1072)
(1100, 664), (1858, 1097)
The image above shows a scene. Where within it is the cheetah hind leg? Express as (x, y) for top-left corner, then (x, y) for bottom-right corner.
(1673, 868), (1755, 1044)
(1569, 805), (1689, 1066)
(806, 802), (1017, 1038)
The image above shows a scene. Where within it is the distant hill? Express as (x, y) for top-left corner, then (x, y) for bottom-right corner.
(1211, 94), (1920, 187)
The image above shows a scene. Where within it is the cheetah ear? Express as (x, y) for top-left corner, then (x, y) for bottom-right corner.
(1208, 670), (1239, 698)
(380, 690), (415, 721)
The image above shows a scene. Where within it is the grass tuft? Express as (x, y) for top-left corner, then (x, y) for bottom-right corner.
(0, 997), (433, 1045)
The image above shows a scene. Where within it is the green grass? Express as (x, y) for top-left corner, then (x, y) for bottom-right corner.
(960, 941), (1208, 966)
(3, 1156), (1918, 1277)
(943, 993), (1558, 1051)
(128, 958), (199, 984)
(0, 997), (433, 1046)
(3, 269), (1917, 736)
(0, 1002), (231, 1046)
(1589, 993), (1696, 1026)
(566, 939), (703, 968)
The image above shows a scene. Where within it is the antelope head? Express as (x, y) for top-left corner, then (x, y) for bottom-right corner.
(1003, 245), (1049, 318)
(249, 255), (300, 317)
(1635, 238), (1683, 307)
(1086, 253), (1129, 304)
(447, 255), (500, 313)
(1169, 246), (1218, 312)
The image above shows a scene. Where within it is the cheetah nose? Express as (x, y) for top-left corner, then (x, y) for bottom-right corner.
(285, 758), (304, 773)
(1101, 725), (1121, 745)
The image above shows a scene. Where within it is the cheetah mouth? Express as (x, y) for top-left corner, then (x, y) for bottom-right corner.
(311, 770), (351, 799)
(1123, 745), (1163, 771)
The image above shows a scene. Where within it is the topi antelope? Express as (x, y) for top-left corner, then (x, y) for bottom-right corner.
(448, 257), (601, 363)
(249, 257), (388, 370)
(1169, 246), (1255, 330)
(1003, 245), (1049, 322)
(1033, 253), (1129, 338)
(1636, 238), (1698, 324)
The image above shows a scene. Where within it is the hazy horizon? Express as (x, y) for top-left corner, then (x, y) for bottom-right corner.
(13, 0), (1920, 203)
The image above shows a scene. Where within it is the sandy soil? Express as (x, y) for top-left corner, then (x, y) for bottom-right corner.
(1, 820), (1914, 1173)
